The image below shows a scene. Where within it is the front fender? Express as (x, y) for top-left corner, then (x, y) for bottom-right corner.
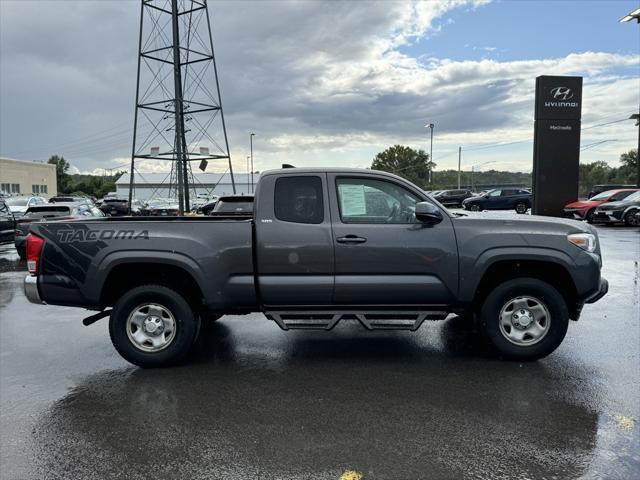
(459, 246), (578, 303)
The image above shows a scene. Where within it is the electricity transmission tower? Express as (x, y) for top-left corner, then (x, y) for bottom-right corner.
(128, 0), (235, 213)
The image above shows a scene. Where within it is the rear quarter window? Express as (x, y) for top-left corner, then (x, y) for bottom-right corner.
(274, 176), (324, 224)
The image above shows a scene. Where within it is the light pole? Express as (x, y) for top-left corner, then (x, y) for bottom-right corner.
(425, 123), (434, 184)
(457, 146), (462, 189)
(246, 156), (250, 194)
(620, 8), (639, 186)
(630, 113), (640, 187)
(619, 7), (640, 22)
(250, 133), (255, 193)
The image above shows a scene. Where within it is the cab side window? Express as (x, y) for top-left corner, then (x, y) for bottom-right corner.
(336, 177), (420, 224)
(274, 176), (324, 224)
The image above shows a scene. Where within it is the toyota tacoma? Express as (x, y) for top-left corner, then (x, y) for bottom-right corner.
(23, 168), (608, 367)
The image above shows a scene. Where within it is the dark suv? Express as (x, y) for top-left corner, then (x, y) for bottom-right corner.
(0, 198), (15, 243)
(592, 191), (640, 226)
(462, 188), (532, 214)
(432, 189), (473, 207)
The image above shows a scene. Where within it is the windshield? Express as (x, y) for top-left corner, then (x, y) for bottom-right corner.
(5, 198), (29, 207)
(624, 191), (640, 201)
(25, 207), (71, 218)
(215, 200), (253, 212)
(590, 190), (616, 201)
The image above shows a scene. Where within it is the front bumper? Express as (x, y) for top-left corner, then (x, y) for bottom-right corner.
(24, 275), (44, 304)
(592, 211), (622, 223)
(586, 278), (608, 304)
(563, 209), (585, 220)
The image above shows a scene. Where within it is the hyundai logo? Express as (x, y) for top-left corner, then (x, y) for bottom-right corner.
(550, 86), (573, 101)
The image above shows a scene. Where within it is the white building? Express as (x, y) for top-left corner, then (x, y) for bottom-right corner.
(115, 172), (254, 201)
(0, 157), (57, 198)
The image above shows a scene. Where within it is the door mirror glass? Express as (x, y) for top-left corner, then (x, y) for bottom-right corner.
(415, 202), (442, 224)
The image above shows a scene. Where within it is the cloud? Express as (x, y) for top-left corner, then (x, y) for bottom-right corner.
(0, 0), (637, 175)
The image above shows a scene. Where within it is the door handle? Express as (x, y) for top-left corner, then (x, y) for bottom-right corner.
(336, 235), (367, 244)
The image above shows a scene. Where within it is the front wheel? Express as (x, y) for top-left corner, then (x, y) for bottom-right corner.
(469, 203), (481, 212)
(624, 209), (640, 227)
(514, 202), (528, 214)
(585, 208), (596, 223)
(479, 278), (569, 361)
(109, 285), (200, 367)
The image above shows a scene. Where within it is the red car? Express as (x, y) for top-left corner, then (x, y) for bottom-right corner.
(563, 189), (639, 222)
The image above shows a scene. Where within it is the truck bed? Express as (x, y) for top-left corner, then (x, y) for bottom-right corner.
(30, 217), (256, 310)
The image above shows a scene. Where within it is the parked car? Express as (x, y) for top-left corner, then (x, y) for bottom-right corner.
(461, 188), (532, 214)
(209, 195), (254, 215)
(23, 168), (607, 367)
(146, 199), (179, 216)
(191, 194), (217, 212)
(588, 184), (636, 199)
(0, 198), (16, 243)
(432, 189), (473, 208)
(591, 191), (640, 226)
(198, 197), (220, 215)
(49, 196), (92, 204)
(4, 195), (47, 216)
(99, 198), (143, 216)
(14, 202), (104, 258)
(563, 189), (639, 223)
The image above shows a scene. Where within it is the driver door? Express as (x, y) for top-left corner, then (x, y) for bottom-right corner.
(328, 174), (458, 306)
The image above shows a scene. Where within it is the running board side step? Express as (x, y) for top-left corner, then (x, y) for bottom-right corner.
(265, 311), (448, 331)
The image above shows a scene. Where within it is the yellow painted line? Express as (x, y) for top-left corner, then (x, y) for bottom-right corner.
(614, 414), (635, 430)
(340, 470), (363, 480)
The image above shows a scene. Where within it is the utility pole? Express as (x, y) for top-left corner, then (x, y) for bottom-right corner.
(471, 165), (474, 192)
(129, 0), (235, 214)
(633, 110), (640, 187)
(425, 123), (434, 184)
(457, 146), (462, 189)
(246, 156), (250, 194)
(250, 132), (255, 193)
(171, 0), (185, 213)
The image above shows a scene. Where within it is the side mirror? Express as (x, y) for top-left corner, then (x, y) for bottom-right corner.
(415, 202), (443, 225)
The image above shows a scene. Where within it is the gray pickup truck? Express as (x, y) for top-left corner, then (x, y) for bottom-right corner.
(23, 168), (608, 367)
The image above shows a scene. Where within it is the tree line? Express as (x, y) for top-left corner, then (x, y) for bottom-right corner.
(47, 155), (125, 199)
(371, 145), (638, 195)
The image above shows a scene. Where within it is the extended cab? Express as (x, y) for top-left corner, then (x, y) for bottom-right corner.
(23, 168), (608, 367)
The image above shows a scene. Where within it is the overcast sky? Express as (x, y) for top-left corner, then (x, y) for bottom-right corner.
(0, 0), (638, 175)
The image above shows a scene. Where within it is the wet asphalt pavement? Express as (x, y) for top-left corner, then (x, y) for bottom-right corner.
(1, 225), (639, 480)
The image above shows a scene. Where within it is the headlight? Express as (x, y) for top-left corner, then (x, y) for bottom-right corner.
(567, 233), (597, 253)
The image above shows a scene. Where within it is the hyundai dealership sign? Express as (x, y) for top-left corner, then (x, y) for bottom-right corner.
(535, 75), (583, 120)
(532, 75), (583, 217)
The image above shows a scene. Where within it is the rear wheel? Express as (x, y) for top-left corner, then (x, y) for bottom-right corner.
(515, 202), (528, 214)
(479, 278), (569, 361)
(109, 285), (200, 367)
(624, 209), (640, 227)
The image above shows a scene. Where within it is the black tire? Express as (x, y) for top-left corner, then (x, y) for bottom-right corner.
(469, 203), (481, 212)
(479, 277), (569, 361)
(585, 208), (595, 223)
(202, 312), (223, 322)
(514, 202), (528, 214)
(109, 285), (200, 367)
(624, 209), (639, 227)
